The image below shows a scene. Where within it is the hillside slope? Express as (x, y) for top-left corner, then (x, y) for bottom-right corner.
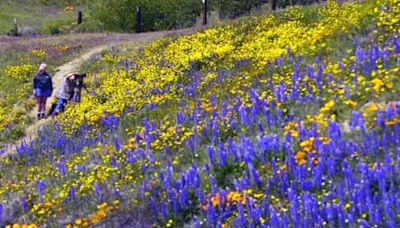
(0, 1), (81, 35)
(0, 0), (400, 227)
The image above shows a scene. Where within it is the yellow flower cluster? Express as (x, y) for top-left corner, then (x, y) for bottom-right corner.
(30, 200), (59, 218)
(202, 189), (265, 210)
(283, 121), (301, 138)
(4, 64), (36, 80)
(31, 49), (48, 59)
(0, 107), (13, 130)
(55, 1), (375, 134)
(5, 224), (39, 228)
(295, 137), (330, 165)
(362, 102), (399, 127)
(71, 202), (116, 227)
(376, 0), (400, 34)
(64, 5), (74, 13)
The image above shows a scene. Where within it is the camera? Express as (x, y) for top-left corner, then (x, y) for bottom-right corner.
(73, 73), (86, 88)
(74, 73), (87, 81)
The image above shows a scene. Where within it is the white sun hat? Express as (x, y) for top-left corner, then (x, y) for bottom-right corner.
(39, 63), (47, 71)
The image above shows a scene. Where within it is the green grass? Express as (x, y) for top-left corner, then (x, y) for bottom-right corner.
(0, 0), (84, 35)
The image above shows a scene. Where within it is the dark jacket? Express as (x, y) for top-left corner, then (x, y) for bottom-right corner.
(33, 72), (53, 92)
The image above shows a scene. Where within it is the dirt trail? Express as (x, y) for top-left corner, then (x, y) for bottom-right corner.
(3, 28), (199, 155)
(3, 46), (107, 155)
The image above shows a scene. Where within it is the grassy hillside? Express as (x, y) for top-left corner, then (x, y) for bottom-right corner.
(1, 0), (400, 227)
(0, 32), (181, 145)
(0, 1), (83, 35)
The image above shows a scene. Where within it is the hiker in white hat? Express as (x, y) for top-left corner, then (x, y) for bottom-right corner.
(32, 63), (53, 120)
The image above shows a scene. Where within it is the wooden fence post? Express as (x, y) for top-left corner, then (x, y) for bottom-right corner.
(136, 6), (142, 33)
(203, 0), (208, 25)
(271, 0), (277, 11)
(77, 11), (83, 25)
(13, 18), (18, 36)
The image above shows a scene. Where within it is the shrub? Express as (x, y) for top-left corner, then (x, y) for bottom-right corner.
(89, 0), (202, 32)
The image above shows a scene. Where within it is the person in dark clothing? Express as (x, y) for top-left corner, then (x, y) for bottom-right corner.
(33, 63), (53, 120)
(71, 73), (87, 103)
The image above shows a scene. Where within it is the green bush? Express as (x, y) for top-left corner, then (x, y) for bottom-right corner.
(74, 15), (104, 33)
(89, 0), (202, 32)
(213, 0), (268, 19)
(41, 17), (75, 34)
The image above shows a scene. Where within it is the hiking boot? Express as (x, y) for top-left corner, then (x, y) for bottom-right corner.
(37, 113), (42, 120)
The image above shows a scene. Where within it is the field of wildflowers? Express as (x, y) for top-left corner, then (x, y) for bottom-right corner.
(0, 35), (102, 143)
(0, 32), (178, 145)
(1, 0), (400, 227)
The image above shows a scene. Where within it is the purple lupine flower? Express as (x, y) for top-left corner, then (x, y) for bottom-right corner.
(218, 142), (227, 166)
(114, 136), (121, 151)
(69, 185), (76, 202)
(221, 103), (227, 120)
(196, 189), (205, 207)
(326, 203), (334, 223)
(187, 164), (200, 188)
(228, 138), (239, 162)
(396, 198), (400, 219)
(21, 196), (28, 212)
(141, 162), (147, 173)
(262, 198), (269, 217)
(94, 183), (101, 197)
(288, 187), (298, 225)
(211, 119), (219, 144)
(160, 200), (167, 220)
(384, 200), (395, 227)
(301, 180), (314, 191)
(0, 203), (3, 224)
(209, 95), (217, 107)
(355, 46), (365, 67)
(57, 160), (67, 176)
(37, 180), (46, 203)
(376, 110), (386, 128)
(179, 187), (188, 208)
(270, 207), (280, 227)
(237, 201), (246, 227)
(290, 85), (299, 101)
(307, 64), (314, 79)
(397, 148), (400, 171)
(258, 120), (264, 133)
(383, 49), (390, 69)
(207, 146), (215, 165)
(113, 187), (119, 196)
(358, 219), (370, 227)
(149, 198), (158, 216)
(176, 111), (184, 125)
(110, 154), (117, 166)
(363, 60), (371, 76)
(240, 171), (250, 190)
(209, 175), (217, 194)
(207, 202), (217, 224)
(287, 47), (292, 58)
(135, 132), (141, 145)
(239, 106), (247, 125)
(248, 163), (262, 186)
